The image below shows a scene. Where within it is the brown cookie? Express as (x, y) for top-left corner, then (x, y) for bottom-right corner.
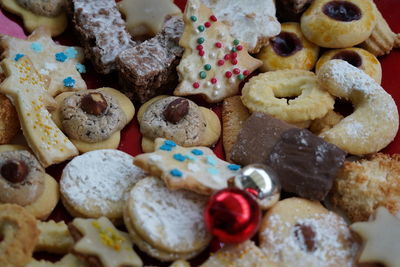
(0, 93), (19, 145)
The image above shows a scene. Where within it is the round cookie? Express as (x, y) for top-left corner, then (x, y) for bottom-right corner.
(60, 149), (146, 223)
(316, 47), (382, 84)
(301, 0), (377, 48)
(125, 177), (211, 255)
(0, 204), (39, 267)
(0, 93), (19, 145)
(257, 22), (319, 72)
(259, 198), (359, 266)
(15, 0), (66, 16)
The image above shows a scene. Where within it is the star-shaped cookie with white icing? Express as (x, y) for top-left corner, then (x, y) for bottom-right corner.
(350, 207), (400, 267)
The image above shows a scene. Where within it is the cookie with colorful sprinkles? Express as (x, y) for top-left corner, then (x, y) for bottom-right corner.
(174, 0), (262, 103)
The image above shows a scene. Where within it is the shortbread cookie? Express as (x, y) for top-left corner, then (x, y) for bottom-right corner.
(117, 15), (184, 104)
(174, 0), (262, 103)
(60, 149), (145, 222)
(350, 207), (400, 267)
(0, 93), (19, 145)
(134, 138), (241, 195)
(221, 96), (250, 162)
(259, 198), (359, 266)
(68, 217), (142, 267)
(15, 0), (66, 16)
(35, 220), (74, 254)
(138, 96), (220, 152)
(202, 0), (281, 54)
(125, 177), (211, 256)
(330, 153), (400, 222)
(0, 56), (78, 167)
(301, 0), (377, 48)
(118, 0), (181, 38)
(309, 110), (343, 135)
(27, 254), (88, 267)
(241, 70), (334, 124)
(317, 60), (399, 155)
(0, 204), (39, 267)
(0, 0), (67, 36)
(72, 0), (134, 74)
(0, 27), (86, 96)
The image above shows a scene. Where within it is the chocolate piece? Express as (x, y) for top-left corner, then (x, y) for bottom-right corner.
(116, 15), (184, 104)
(1, 160), (29, 183)
(268, 128), (346, 200)
(163, 98), (189, 124)
(230, 112), (296, 166)
(294, 223), (317, 252)
(72, 0), (134, 74)
(332, 50), (362, 68)
(323, 1), (362, 22)
(80, 93), (108, 116)
(271, 32), (303, 57)
(276, 0), (314, 21)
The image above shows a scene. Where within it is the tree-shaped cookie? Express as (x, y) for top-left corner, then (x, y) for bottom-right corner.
(174, 0), (262, 103)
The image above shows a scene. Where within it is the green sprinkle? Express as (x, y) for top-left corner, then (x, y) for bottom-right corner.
(204, 64), (212, 71)
(231, 47), (237, 52)
(237, 74), (245, 80)
(197, 37), (205, 44)
(198, 25), (205, 32)
(233, 39), (240, 45)
(190, 16), (197, 22)
(199, 71), (207, 79)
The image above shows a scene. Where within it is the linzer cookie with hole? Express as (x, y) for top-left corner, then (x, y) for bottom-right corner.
(71, 0), (134, 74)
(116, 15), (184, 104)
(259, 198), (359, 266)
(174, 0), (262, 103)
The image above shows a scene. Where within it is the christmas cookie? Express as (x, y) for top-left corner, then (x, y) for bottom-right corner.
(0, 0), (67, 36)
(309, 110), (343, 135)
(134, 138), (241, 195)
(138, 96), (220, 152)
(201, 0), (281, 54)
(52, 87), (134, 153)
(0, 27), (86, 97)
(0, 93), (19, 145)
(259, 198), (359, 266)
(174, 0), (262, 103)
(124, 177), (211, 261)
(0, 204), (39, 267)
(68, 217), (142, 267)
(60, 149), (146, 223)
(317, 60), (399, 155)
(276, 0), (314, 21)
(0, 56), (78, 167)
(35, 220), (74, 254)
(27, 254), (88, 267)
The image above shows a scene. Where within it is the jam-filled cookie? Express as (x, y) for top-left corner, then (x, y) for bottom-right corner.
(257, 23), (319, 72)
(301, 0), (376, 48)
(316, 47), (382, 84)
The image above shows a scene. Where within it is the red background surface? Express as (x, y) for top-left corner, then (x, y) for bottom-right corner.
(0, 0), (399, 265)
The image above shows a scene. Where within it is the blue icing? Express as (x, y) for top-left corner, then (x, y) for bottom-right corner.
(227, 164), (241, 171)
(75, 63), (86, 73)
(170, 169), (183, 177)
(63, 77), (75, 87)
(185, 154), (196, 161)
(160, 144), (173, 151)
(30, 42), (42, 52)
(173, 153), (186, 162)
(191, 149), (203, 156)
(207, 167), (219, 175)
(65, 47), (78, 59)
(14, 53), (24, 61)
(164, 140), (176, 147)
(206, 155), (216, 166)
(55, 52), (67, 62)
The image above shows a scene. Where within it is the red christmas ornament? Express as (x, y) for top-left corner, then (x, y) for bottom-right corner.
(204, 188), (261, 243)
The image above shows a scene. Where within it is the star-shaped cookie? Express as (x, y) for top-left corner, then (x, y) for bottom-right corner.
(350, 207), (400, 267)
(134, 138), (241, 195)
(118, 0), (182, 38)
(0, 27), (86, 96)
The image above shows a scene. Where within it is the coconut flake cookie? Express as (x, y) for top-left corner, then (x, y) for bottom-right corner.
(60, 149), (146, 223)
(174, 0), (262, 103)
(124, 177), (211, 261)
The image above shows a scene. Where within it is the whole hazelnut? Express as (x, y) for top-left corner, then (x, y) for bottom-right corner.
(80, 92), (108, 116)
(163, 98), (190, 124)
(1, 160), (29, 183)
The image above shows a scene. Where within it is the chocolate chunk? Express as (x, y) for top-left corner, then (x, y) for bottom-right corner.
(1, 160), (29, 183)
(80, 93), (108, 116)
(294, 223), (317, 252)
(268, 128), (346, 200)
(323, 1), (362, 22)
(230, 112), (296, 166)
(271, 32), (303, 57)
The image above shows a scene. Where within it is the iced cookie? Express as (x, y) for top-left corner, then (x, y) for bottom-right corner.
(257, 23), (319, 72)
(134, 138), (241, 195)
(68, 217), (142, 267)
(124, 177), (211, 261)
(174, 0), (262, 103)
(0, 204), (39, 267)
(0, 27), (87, 97)
(259, 198), (359, 266)
(52, 87), (134, 153)
(118, 0), (181, 39)
(60, 149), (146, 222)
(201, 0), (281, 54)
(138, 96), (220, 152)
(0, 0), (67, 36)
(0, 93), (19, 145)
(35, 220), (74, 254)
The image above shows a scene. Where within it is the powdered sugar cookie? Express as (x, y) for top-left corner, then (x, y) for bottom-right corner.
(60, 149), (146, 223)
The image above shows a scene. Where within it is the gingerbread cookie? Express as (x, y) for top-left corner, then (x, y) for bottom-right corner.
(68, 217), (142, 267)
(0, 56), (78, 167)
(1, 27), (86, 97)
(174, 0), (262, 103)
(60, 149), (145, 222)
(0, 0), (67, 36)
(138, 96), (220, 152)
(0, 93), (19, 145)
(35, 220), (74, 254)
(134, 138), (241, 195)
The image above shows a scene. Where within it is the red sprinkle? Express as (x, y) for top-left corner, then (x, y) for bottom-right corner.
(225, 71), (232, 78)
(205, 22), (211, 28)
(196, 44), (203, 51)
(243, 70), (250, 76)
(217, 59), (225, 66)
(224, 54), (231, 60)
(199, 50), (205, 56)
(210, 15), (217, 22)
(193, 82), (200, 88)
(231, 52), (237, 59)
(236, 45), (243, 51)
(233, 68), (240, 74)
(215, 42), (222, 48)
(231, 59), (238, 65)
(211, 78), (217, 84)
